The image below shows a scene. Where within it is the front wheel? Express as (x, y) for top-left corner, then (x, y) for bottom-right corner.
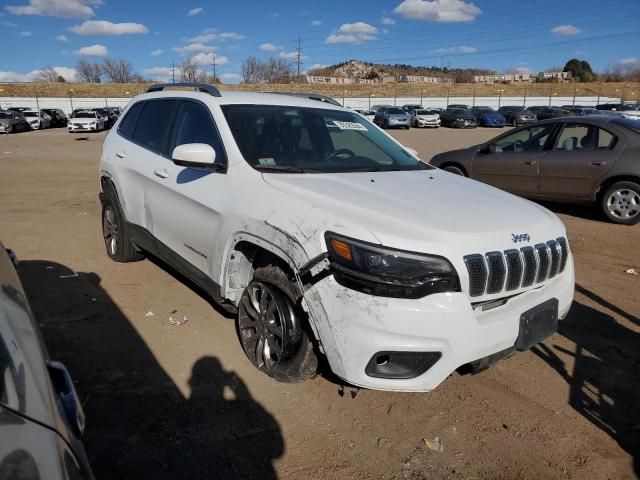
(601, 181), (640, 225)
(101, 185), (144, 261)
(511, 118), (518, 127)
(237, 265), (318, 382)
(443, 165), (466, 176)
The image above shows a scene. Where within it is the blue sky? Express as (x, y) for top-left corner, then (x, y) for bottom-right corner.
(1, 0), (639, 83)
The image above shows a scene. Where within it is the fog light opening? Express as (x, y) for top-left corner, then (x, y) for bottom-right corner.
(375, 354), (389, 366)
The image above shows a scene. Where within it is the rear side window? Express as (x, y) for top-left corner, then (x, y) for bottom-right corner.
(118, 102), (144, 140)
(132, 100), (176, 154)
(167, 100), (226, 164)
(554, 124), (615, 151)
(597, 129), (614, 149)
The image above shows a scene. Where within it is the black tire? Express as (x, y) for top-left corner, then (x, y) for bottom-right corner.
(101, 183), (144, 262)
(600, 181), (640, 225)
(382, 120), (388, 129)
(511, 118), (518, 127)
(443, 165), (466, 176)
(237, 265), (318, 383)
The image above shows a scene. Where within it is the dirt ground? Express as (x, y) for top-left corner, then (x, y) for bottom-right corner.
(0, 126), (638, 480)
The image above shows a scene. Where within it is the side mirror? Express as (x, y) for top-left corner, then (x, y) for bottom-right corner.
(172, 143), (216, 168)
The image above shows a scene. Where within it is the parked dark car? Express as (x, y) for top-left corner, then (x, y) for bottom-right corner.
(566, 107), (603, 116)
(0, 110), (30, 133)
(373, 106), (411, 129)
(528, 106), (571, 120)
(7, 107), (31, 113)
(498, 106), (538, 126)
(440, 108), (478, 128)
(595, 103), (639, 112)
(470, 107), (506, 127)
(401, 104), (422, 113)
(41, 108), (68, 128)
(92, 108), (117, 128)
(447, 104), (469, 110)
(0, 242), (95, 479)
(430, 116), (640, 224)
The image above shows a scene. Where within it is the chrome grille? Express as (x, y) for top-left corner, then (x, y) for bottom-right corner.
(464, 237), (568, 297)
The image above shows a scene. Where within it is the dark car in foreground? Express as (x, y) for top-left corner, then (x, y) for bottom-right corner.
(430, 116), (640, 224)
(470, 107), (506, 127)
(498, 106), (538, 126)
(0, 242), (94, 479)
(41, 108), (69, 128)
(440, 108), (477, 128)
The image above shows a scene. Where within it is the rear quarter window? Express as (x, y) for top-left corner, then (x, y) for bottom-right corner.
(117, 102), (144, 140)
(132, 100), (176, 154)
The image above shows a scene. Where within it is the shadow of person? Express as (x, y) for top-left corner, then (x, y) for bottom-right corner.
(533, 291), (639, 475)
(176, 357), (284, 479)
(17, 260), (283, 479)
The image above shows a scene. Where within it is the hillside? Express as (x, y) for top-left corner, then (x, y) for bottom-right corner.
(307, 59), (494, 82)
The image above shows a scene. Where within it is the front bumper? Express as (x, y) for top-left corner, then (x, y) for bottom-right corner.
(452, 120), (477, 128)
(415, 119), (441, 127)
(303, 254), (574, 391)
(68, 124), (97, 132)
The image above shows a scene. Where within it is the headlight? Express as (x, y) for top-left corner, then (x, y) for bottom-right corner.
(325, 232), (459, 298)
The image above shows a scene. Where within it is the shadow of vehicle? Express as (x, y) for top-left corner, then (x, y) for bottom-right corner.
(536, 200), (604, 223)
(17, 260), (283, 479)
(533, 285), (639, 475)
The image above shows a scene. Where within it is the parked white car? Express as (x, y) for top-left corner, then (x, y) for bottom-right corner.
(99, 83), (574, 392)
(23, 110), (51, 129)
(68, 111), (105, 133)
(411, 109), (442, 128)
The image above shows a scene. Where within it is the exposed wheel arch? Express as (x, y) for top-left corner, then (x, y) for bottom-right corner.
(440, 163), (468, 177)
(595, 175), (640, 202)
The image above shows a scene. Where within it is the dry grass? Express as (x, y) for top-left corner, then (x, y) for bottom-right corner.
(1, 81), (639, 100)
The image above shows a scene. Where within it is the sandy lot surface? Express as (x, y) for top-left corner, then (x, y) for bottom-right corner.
(0, 126), (638, 480)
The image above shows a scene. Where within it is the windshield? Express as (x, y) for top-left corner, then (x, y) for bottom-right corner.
(387, 108), (405, 115)
(222, 105), (427, 173)
(74, 112), (95, 118)
(611, 117), (640, 134)
(415, 110), (435, 115)
(0, 112), (11, 119)
(24, 112), (38, 117)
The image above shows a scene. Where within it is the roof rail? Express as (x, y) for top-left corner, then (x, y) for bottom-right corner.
(146, 82), (222, 97)
(266, 92), (342, 107)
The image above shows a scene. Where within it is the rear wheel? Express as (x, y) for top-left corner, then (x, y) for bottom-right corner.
(601, 181), (640, 225)
(237, 265), (318, 382)
(443, 165), (466, 176)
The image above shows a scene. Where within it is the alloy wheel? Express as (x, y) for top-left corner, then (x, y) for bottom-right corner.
(607, 188), (640, 220)
(238, 282), (296, 372)
(102, 206), (119, 255)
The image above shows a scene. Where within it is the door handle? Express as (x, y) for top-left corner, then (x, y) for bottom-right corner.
(590, 161), (606, 166)
(523, 160), (537, 165)
(115, 151), (127, 159)
(153, 168), (169, 179)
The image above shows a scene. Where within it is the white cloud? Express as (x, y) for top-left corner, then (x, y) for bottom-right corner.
(325, 22), (378, 44)
(218, 32), (245, 40)
(0, 66), (77, 82)
(381, 17), (396, 25)
(550, 24), (581, 35)
(268, 12), (280, 18)
(619, 57), (639, 65)
(279, 51), (299, 60)
(260, 42), (281, 52)
(70, 20), (148, 35)
(150, 48), (163, 56)
(187, 32), (216, 43)
(394, 0), (481, 23)
(187, 7), (203, 16)
(434, 45), (476, 53)
(6, 0), (102, 18)
(73, 43), (107, 56)
(1, 20), (18, 27)
(56, 34), (68, 41)
(191, 52), (228, 66)
(220, 72), (241, 80)
(507, 66), (532, 74)
(173, 42), (216, 54)
(142, 66), (173, 81)
(306, 63), (329, 73)
(20, 30), (32, 36)
(310, 20), (322, 26)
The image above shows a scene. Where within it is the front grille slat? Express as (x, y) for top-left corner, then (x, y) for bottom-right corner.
(464, 237), (568, 297)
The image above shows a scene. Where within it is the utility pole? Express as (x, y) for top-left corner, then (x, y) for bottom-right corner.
(171, 61), (175, 83)
(296, 33), (302, 83)
(212, 53), (217, 83)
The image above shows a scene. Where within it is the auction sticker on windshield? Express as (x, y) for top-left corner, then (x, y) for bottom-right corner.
(332, 121), (368, 131)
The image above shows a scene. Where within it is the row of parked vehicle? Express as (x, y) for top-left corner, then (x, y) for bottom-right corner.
(0, 106), (122, 134)
(354, 102), (640, 130)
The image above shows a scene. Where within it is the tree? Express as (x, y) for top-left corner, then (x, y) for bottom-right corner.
(180, 59), (201, 82)
(241, 56), (262, 83)
(563, 58), (596, 82)
(76, 60), (101, 83)
(34, 66), (60, 82)
(101, 59), (134, 83)
(241, 56), (293, 83)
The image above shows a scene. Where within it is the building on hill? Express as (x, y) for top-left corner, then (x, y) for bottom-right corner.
(473, 71), (572, 83)
(306, 74), (453, 84)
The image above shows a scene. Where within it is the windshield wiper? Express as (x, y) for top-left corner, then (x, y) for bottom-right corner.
(253, 165), (314, 173)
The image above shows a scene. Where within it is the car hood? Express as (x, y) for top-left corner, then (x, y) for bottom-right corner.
(388, 114), (409, 119)
(262, 169), (564, 257)
(429, 146), (476, 167)
(71, 118), (95, 123)
(480, 113), (505, 120)
(415, 114), (440, 120)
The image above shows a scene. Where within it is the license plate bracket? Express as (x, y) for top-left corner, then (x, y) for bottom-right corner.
(515, 298), (558, 351)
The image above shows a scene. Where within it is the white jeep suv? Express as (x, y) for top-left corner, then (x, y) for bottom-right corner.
(99, 83), (574, 392)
